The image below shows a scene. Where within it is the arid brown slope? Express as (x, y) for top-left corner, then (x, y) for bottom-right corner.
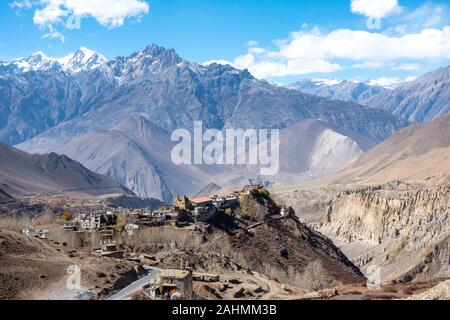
(0, 142), (130, 197)
(0, 229), (70, 299)
(227, 216), (366, 289)
(206, 190), (366, 290)
(0, 228), (144, 300)
(332, 113), (450, 185)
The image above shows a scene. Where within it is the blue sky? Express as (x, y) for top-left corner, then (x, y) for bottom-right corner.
(1, 0), (449, 84)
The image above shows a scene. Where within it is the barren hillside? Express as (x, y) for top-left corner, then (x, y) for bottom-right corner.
(0, 228), (144, 300)
(0, 188), (14, 204)
(0, 142), (130, 197)
(204, 190), (366, 289)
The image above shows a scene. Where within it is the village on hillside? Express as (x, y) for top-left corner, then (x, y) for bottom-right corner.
(18, 184), (293, 300)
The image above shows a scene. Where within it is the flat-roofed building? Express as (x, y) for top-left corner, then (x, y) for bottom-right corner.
(149, 269), (193, 300)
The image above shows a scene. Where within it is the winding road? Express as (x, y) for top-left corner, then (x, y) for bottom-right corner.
(107, 269), (160, 300)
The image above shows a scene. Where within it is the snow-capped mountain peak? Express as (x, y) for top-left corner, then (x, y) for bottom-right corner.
(10, 52), (60, 73)
(1, 47), (106, 74)
(310, 78), (343, 86)
(287, 78), (390, 105)
(59, 47), (107, 73)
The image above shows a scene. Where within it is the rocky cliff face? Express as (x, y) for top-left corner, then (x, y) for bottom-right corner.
(317, 184), (450, 282)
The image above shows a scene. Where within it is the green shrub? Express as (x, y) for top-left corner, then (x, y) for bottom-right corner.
(258, 188), (271, 199)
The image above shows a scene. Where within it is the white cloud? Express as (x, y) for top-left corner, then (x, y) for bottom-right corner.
(405, 76), (418, 82)
(282, 27), (450, 61)
(387, 3), (450, 36)
(203, 56), (342, 79)
(351, 0), (401, 19)
(402, 2), (449, 30)
(368, 76), (403, 88)
(392, 63), (420, 71)
(41, 25), (65, 42)
(9, 0), (33, 10)
(351, 61), (384, 69)
(247, 40), (258, 47)
(11, 0), (149, 29)
(248, 47), (266, 55)
(226, 25), (450, 79)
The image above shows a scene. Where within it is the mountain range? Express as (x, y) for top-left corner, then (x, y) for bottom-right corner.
(287, 79), (390, 106)
(1, 44), (448, 200)
(288, 67), (450, 123)
(364, 67), (450, 123)
(5, 44), (410, 200)
(336, 112), (450, 185)
(276, 112), (450, 192)
(0, 47), (106, 74)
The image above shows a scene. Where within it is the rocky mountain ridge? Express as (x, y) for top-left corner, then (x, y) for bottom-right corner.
(365, 66), (450, 123)
(287, 79), (390, 106)
(0, 142), (130, 197)
(11, 44), (408, 199)
(289, 67), (450, 123)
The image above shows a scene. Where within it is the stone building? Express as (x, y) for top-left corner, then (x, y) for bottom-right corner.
(149, 269), (193, 300)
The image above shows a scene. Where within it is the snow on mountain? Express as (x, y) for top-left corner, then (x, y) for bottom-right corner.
(1, 48), (106, 74)
(287, 78), (389, 105)
(4, 44), (407, 199)
(58, 47), (107, 73)
(367, 77), (403, 89)
(289, 69), (450, 123)
(310, 78), (344, 86)
(5, 52), (61, 73)
(365, 66), (450, 123)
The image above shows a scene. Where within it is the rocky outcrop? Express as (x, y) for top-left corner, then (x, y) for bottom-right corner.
(406, 280), (450, 300)
(207, 190), (366, 290)
(223, 216), (366, 290)
(317, 184), (450, 282)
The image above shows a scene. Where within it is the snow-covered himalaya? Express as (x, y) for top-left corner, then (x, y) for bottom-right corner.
(289, 67), (450, 123)
(0, 47), (106, 74)
(58, 47), (107, 73)
(1, 44), (410, 200)
(286, 79), (390, 106)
